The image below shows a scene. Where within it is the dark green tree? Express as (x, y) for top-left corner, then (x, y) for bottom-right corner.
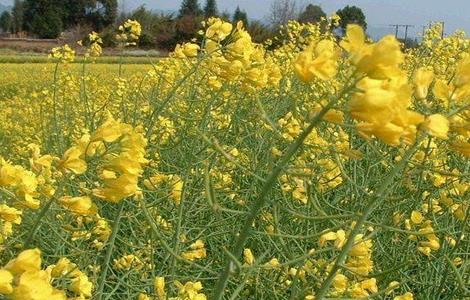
(233, 6), (248, 27)
(11, 0), (24, 33)
(61, 0), (88, 27)
(0, 11), (11, 33)
(23, 0), (64, 38)
(248, 20), (273, 43)
(203, 0), (217, 18)
(84, 0), (118, 30)
(220, 10), (230, 22)
(23, 0), (117, 37)
(178, 0), (202, 18)
(335, 5), (367, 33)
(298, 4), (325, 24)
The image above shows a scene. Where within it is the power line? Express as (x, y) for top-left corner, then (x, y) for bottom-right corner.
(389, 24), (415, 40)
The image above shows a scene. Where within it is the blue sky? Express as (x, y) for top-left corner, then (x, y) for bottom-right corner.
(2, 0), (469, 39)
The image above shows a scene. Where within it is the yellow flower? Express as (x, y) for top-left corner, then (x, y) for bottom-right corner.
(0, 269), (13, 295)
(50, 258), (73, 278)
(58, 196), (97, 215)
(243, 248), (255, 265)
(174, 43), (200, 58)
(182, 43), (200, 57)
(319, 230), (346, 249)
(294, 39), (339, 82)
(182, 240), (207, 261)
(59, 146), (87, 174)
(69, 272), (93, 298)
(360, 278), (378, 293)
(451, 140), (470, 157)
(49, 44), (75, 63)
(410, 210), (424, 224)
(413, 68), (434, 99)
(10, 270), (66, 300)
(205, 18), (233, 41)
(341, 25), (403, 79)
(423, 114), (449, 139)
(433, 79), (452, 105)
(154, 276), (166, 299)
(265, 258), (280, 268)
(5, 249), (41, 275)
(0, 205), (22, 224)
(454, 56), (470, 87)
(175, 281), (207, 300)
(113, 254), (144, 271)
(137, 293), (151, 300)
(91, 114), (124, 143)
(332, 274), (348, 293)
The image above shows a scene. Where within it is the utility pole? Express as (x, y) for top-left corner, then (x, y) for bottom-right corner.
(441, 21), (445, 38)
(389, 24), (415, 40)
(403, 24), (414, 41)
(390, 24), (399, 38)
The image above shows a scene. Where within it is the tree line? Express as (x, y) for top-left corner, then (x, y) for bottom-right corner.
(0, 0), (117, 38)
(0, 0), (366, 50)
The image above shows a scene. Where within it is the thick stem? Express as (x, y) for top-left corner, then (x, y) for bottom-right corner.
(95, 201), (125, 300)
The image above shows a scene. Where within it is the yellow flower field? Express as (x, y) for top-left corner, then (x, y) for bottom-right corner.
(0, 18), (469, 299)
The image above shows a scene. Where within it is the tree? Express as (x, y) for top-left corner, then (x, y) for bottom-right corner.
(203, 0), (217, 18)
(23, 0), (64, 38)
(248, 20), (273, 43)
(23, 0), (118, 37)
(298, 4), (325, 24)
(335, 5), (367, 33)
(179, 0), (201, 18)
(11, 0), (24, 33)
(269, 0), (299, 28)
(84, 0), (118, 30)
(233, 6), (248, 27)
(0, 11), (11, 33)
(220, 10), (230, 22)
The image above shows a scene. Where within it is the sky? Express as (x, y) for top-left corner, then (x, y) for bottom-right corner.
(1, 0), (470, 39)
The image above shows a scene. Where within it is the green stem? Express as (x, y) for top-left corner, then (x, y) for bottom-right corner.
(314, 138), (421, 299)
(211, 93), (343, 300)
(51, 62), (61, 151)
(95, 201), (125, 300)
(24, 196), (56, 248)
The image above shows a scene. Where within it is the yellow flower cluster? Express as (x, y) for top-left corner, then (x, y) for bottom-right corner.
(181, 239), (207, 261)
(0, 249), (92, 299)
(49, 44), (76, 63)
(196, 18), (282, 91)
(144, 173), (183, 205)
(117, 19), (142, 46)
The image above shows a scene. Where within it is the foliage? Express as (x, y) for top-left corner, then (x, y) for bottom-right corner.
(11, 0), (24, 33)
(232, 6), (248, 27)
(178, 0), (202, 18)
(298, 4), (326, 24)
(22, 0), (118, 38)
(248, 20), (273, 43)
(0, 10), (11, 33)
(335, 5), (367, 33)
(269, 0), (300, 28)
(203, 0), (218, 18)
